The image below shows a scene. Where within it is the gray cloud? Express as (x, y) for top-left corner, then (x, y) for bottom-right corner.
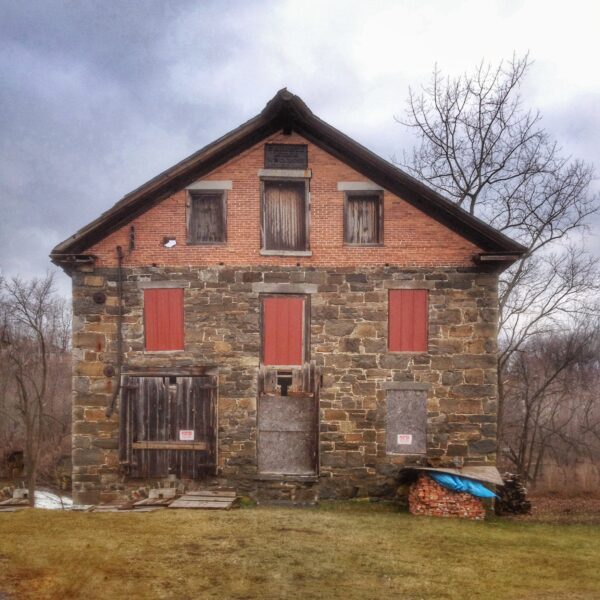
(1, 0), (598, 296)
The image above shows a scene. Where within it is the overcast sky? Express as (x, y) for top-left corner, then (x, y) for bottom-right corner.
(1, 0), (599, 295)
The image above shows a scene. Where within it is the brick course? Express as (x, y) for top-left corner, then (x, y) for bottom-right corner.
(87, 133), (481, 269)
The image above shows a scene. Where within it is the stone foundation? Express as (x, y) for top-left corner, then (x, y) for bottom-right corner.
(408, 473), (486, 519)
(70, 265), (500, 505)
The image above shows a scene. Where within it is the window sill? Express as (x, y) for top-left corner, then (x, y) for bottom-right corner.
(186, 242), (227, 246)
(260, 249), (312, 257)
(343, 243), (384, 247)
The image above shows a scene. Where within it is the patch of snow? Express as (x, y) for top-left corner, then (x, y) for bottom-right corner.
(34, 490), (73, 510)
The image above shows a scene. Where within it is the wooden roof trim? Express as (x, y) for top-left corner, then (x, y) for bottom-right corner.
(51, 88), (526, 260)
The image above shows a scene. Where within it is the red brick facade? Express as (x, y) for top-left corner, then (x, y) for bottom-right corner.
(87, 132), (481, 267)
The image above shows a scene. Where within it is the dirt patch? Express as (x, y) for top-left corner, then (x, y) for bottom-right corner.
(510, 493), (600, 525)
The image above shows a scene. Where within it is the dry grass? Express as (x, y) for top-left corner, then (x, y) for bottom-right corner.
(1, 502), (599, 600)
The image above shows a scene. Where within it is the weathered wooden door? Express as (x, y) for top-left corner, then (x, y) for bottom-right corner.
(258, 363), (319, 476)
(119, 375), (217, 479)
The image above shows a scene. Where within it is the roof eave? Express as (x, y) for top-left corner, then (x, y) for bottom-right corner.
(50, 88), (526, 260)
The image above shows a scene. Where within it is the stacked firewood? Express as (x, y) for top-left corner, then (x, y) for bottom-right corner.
(495, 472), (532, 515)
(408, 473), (486, 520)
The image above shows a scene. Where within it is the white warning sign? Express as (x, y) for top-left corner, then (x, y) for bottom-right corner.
(397, 434), (413, 445)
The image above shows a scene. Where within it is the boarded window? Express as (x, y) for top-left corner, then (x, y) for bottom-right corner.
(263, 180), (307, 251)
(386, 388), (427, 454)
(188, 192), (226, 244)
(344, 193), (383, 244)
(388, 289), (428, 352)
(144, 288), (184, 351)
(262, 296), (306, 366)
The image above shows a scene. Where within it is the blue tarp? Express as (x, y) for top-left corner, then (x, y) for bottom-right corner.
(429, 472), (497, 498)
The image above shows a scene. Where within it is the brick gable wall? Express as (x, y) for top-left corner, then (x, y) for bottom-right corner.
(86, 132), (481, 268)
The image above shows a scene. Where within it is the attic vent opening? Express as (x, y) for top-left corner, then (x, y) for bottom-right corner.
(264, 144), (307, 169)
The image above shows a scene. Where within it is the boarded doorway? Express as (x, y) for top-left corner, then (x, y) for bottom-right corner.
(119, 375), (217, 479)
(258, 294), (319, 475)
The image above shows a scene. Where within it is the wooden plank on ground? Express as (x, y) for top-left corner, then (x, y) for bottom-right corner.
(168, 499), (234, 510)
(185, 490), (236, 498)
(133, 497), (173, 507)
(0, 498), (29, 506)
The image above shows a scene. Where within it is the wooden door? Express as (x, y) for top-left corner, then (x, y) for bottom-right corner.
(262, 295), (306, 366)
(119, 375), (217, 479)
(257, 362), (319, 476)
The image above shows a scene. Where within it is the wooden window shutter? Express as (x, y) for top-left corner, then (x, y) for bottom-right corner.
(388, 289), (428, 352)
(188, 192), (226, 244)
(144, 288), (185, 351)
(262, 296), (305, 365)
(263, 180), (307, 251)
(344, 193), (382, 244)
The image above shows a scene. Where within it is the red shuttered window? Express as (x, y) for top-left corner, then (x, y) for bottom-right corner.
(144, 288), (185, 351)
(388, 289), (428, 352)
(262, 296), (305, 366)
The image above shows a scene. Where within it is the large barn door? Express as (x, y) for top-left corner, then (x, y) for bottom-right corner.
(119, 375), (217, 479)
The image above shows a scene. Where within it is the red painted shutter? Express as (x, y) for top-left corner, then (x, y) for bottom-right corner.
(144, 288), (184, 351)
(262, 296), (305, 365)
(388, 289), (428, 352)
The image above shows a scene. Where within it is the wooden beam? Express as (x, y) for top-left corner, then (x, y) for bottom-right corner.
(132, 441), (207, 451)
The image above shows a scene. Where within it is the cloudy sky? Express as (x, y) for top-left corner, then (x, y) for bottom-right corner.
(1, 0), (599, 295)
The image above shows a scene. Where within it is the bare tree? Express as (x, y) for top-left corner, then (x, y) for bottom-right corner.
(0, 273), (71, 505)
(502, 324), (600, 483)
(399, 54), (600, 451)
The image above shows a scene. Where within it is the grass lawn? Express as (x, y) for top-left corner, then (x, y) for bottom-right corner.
(1, 503), (599, 600)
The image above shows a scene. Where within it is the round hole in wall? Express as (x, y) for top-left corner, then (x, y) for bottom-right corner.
(92, 292), (107, 304)
(103, 365), (115, 377)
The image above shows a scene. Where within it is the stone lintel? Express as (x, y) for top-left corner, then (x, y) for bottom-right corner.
(185, 180), (232, 190)
(258, 168), (311, 178)
(136, 280), (191, 289)
(381, 382), (431, 391)
(384, 280), (436, 290)
(337, 181), (384, 191)
(252, 283), (318, 294)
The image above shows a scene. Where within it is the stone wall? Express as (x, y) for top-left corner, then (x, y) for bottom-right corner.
(71, 264), (499, 504)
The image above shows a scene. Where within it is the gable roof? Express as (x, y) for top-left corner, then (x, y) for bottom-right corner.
(50, 89), (526, 263)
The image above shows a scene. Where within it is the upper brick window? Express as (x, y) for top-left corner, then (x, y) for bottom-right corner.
(144, 288), (184, 351)
(344, 192), (383, 245)
(262, 180), (309, 252)
(388, 289), (428, 352)
(187, 191), (226, 244)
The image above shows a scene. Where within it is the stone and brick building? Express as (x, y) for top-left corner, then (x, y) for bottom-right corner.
(51, 89), (524, 505)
